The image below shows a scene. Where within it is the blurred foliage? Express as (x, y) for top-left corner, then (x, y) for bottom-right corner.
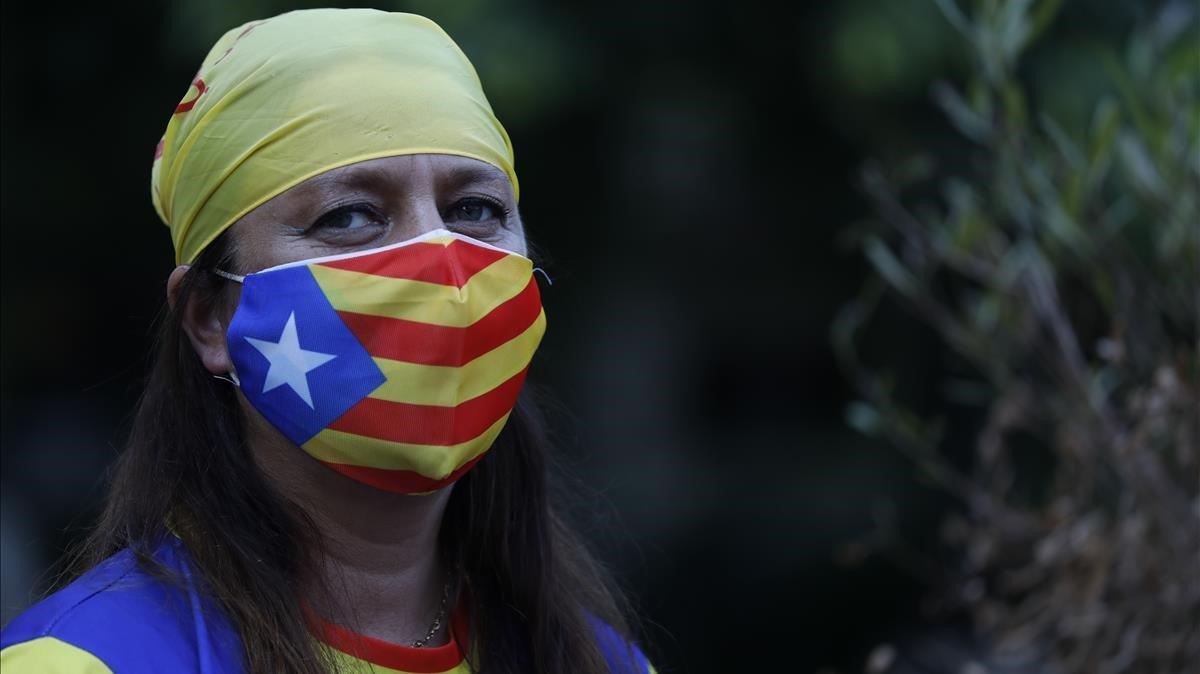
(834, 0), (1199, 671)
(828, 0), (966, 99)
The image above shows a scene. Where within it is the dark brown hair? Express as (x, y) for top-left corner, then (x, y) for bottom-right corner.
(68, 232), (644, 673)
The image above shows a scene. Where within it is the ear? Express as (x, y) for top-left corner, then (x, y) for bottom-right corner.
(168, 265), (233, 375)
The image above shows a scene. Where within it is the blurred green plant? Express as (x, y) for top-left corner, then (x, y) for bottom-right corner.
(833, 0), (1199, 671)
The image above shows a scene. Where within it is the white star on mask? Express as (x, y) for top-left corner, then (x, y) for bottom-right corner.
(245, 311), (337, 408)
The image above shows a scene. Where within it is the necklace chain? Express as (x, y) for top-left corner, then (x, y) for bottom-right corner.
(410, 579), (452, 648)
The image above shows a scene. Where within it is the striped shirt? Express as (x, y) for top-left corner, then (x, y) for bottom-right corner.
(1, 538), (652, 673)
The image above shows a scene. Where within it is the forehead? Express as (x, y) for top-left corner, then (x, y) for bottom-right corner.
(273, 153), (513, 205)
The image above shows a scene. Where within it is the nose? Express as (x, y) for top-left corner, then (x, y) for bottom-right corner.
(396, 199), (445, 241)
(382, 155), (447, 244)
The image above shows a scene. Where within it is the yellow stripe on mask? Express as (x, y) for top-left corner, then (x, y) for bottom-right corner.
(309, 254), (532, 328)
(370, 311), (546, 407)
(303, 413), (509, 477)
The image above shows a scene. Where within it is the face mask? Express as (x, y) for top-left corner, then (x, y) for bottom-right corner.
(215, 229), (546, 494)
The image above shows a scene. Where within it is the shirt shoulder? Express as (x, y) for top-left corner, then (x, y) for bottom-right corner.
(1, 636), (115, 673)
(588, 614), (655, 674)
(0, 540), (243, 674)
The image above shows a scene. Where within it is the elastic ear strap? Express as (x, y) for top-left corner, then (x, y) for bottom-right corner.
(213, 371), (241, 386)
(213, 268), (246, 283)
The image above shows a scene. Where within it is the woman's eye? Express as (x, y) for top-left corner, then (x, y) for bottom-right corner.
(448, 198), (503, 223)
(312, 206), (386, 231)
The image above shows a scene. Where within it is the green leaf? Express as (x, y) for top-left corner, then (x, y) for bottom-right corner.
(1041, 193), (1090, 253)
(1116, 131), (1168, 199)
(995, 241), (1033, 291)
(1040, 112), (1085, 170)
(952, 211), (990, 250)
(1026, 0), (1066, 47)
(1125, 30), (1155, 83)
(1101, 48), (1157, 141)
(945, 177), (978, 219)
(1087, 97), (1122, 190)
(931, 0), (973, 37)
(968, 78), (995, 122)
(1002, 81), (1028, 130)
(846, 402), (884, 436)
(997, 0), (1034, 63)
(933, 81), (993, 142)
(889, 154), (937, 189)
(970, 291), (1003, 334)
(865, 237), (923, 299)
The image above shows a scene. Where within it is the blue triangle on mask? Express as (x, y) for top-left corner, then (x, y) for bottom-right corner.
(226, 264), (386, 446)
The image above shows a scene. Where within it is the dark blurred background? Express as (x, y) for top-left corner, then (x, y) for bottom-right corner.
(0, 1), (1174, 672)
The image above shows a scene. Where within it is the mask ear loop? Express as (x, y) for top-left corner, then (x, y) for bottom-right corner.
(532, 267), (553, 286)
(212, 268), (246, 284)
(209, 267), (244, 387)
(213, 372), (241, 386)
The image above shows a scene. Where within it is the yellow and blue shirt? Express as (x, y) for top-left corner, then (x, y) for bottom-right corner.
(1, 538), (652, 673)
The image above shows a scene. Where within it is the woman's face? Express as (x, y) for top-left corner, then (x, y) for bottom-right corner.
(173, 152), (525, 392)
(228, 153), (525, 274)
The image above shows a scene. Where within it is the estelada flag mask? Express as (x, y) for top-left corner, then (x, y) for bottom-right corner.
(218, 229), (546, 494)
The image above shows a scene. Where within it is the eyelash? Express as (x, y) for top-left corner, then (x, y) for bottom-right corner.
(452, 195), (509, 222)
(308, 196), (510, 232)
(308, 202), (387, 232)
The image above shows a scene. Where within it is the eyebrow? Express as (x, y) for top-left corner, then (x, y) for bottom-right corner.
(441, 162), (510, 190)
(313, 158), (510, 194)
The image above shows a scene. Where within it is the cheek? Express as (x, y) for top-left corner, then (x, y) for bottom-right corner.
(218, 286), (242, 327)
(229, 214), (321, 271)
(511, 234), (529, 258)
(257, 236), (336, 269)
(498, 235), (527, 258)
(499, 222), (528, 257)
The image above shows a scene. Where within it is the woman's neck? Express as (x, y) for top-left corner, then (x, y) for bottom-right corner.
(249, 417), (455, 646)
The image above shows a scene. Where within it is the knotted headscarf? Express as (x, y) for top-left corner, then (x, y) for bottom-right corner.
(151, 9), (517, 264)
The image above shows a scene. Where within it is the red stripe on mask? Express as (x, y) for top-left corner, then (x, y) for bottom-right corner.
(320, 452), (490, 495)
(328, 367), (528, 446)
(316, 239), (508, 288)
(336, 278), (541, 366)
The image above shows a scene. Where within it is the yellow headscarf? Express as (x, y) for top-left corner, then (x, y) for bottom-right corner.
(151, 9), (517, 265)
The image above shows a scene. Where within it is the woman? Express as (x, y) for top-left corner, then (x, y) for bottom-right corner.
(0, 9), (653, 674)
